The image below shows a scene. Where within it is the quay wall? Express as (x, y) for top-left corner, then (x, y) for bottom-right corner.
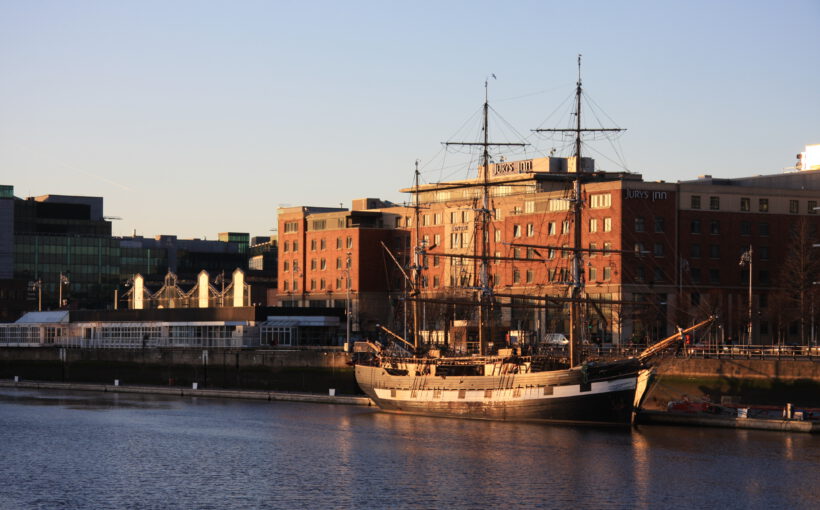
(643, 357), (820, 410)
(3, 348), (820, 406)
(0, 347), (360, 395)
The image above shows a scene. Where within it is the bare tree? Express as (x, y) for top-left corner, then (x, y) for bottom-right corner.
(774, 218), (820, 345)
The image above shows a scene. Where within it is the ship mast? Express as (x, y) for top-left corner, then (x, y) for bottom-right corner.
(446, 77), (526, 355)
(533, 55), (624, 366)
(411, 160), (422, 350)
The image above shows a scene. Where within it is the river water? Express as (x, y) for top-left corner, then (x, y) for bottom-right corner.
(1, 388), (818, 510)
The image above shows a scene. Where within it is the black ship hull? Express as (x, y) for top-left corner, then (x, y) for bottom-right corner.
(355, 361), (638, 425)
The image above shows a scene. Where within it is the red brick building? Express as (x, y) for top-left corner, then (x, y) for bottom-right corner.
(277, 156), (820, 346)
(277, 200), (409, 338)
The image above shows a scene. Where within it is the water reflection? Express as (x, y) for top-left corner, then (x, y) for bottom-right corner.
(1, 388), (819, 510)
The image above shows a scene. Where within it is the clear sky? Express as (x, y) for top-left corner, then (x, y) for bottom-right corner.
(1, 0), (818, 240)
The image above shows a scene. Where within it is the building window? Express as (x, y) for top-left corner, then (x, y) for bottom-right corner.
(320, 258), (326, 270)
(433, 213), (442, 225)
(283, 221), (298, 233)
(590, 193), (611, 209)
(346, 236), (353, 249)
(634, 266), (644, 283)
(588, 267), (597, 281)
(604, 217), (612, 232)
(513, 224), (522, 238)
(758, 270), (770, 284)
(810, 200), (818, 214)
(336, 258), (342, 269)
(527, 223), (534, 237)
(283, 241), (290, 253)
(690, 220), (701, 234)
(654, 243), (664, 257)
(707, 269), (719, 284)
(310, 259), (317, 270)
(513, 269), (520, 284)
(433, 275), (440, 288)
(759, 198), (769, 212)
(740, 221), (751, 236)
(691, 244), (701, 258)
(450, 233), (460, 249)
(525, 270), (533, 284)
(709, 196), (720, 210)
(283, 280), (289, 291)
(709, 244), (720, 259)
(603, 242), (612, 255)
(548, 222), (556, 235)
(740, 197), (750, 211)
(789, 200), (799, 214)
(691, 268), (701, 283)
(310, 239), (317, 251)
(562, 244), (570, 258)
(759, 246), (769, 260)
(284, 261), (290, 271)
(320, 239), (326, 250)
(654, 217), (665, 233)
(589, 242), (597, 257)
(450, 211), (457, 224)
(524, 201), (535, 213)
(603, 267), (611, 281)
(562, 221), (570, 234)
(310, 279), (316, 290)
(547, 249), (556, 260)
(691, 195), (701, 209)
(710, 221), (720, 235)
(654, 268), (664, 283)
(634, 242), (645, 256)
(335, 238), (341, 249)
(691, 292), (700, 306)
(634, 217), (645, 232)
(589, 218), (598, 233)
(293, 280), (298, 291)
(495, 229), (501, 242)
(759, 222), (769, 236)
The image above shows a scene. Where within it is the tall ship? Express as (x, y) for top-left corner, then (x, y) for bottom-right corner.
(355, 59), (712, 425)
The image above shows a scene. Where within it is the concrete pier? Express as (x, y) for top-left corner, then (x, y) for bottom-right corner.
(0, 379), (374, 406)
(636, 409), (817, 433)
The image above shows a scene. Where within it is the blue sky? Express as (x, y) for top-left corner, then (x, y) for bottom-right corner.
(1, 0), (818, 239)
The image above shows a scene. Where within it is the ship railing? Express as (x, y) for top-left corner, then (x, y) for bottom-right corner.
(667, 344), (820, 361)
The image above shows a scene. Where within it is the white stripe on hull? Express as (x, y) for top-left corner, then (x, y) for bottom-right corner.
(372, 375), (636, 403)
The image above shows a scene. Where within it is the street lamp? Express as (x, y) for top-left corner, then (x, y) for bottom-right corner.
(32, 279), (42, 312)
(58, 273), (70, 309)
(345, 252), (352, 348)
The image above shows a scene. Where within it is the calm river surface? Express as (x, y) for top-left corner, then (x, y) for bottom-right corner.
(1, 388), (819, 510)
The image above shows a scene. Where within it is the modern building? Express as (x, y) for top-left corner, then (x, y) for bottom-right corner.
(0, 185), (260, 316)
(0, 306), (344, 348)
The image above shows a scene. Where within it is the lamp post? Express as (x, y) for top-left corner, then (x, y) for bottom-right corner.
(33, 279), (42, 312)
(739, 246), (753, 345)
(345, 252), (352, 347)
(58, 273), (70, 309)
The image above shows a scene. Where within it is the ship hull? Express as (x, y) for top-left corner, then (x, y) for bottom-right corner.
(355, 363), (638, 425)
